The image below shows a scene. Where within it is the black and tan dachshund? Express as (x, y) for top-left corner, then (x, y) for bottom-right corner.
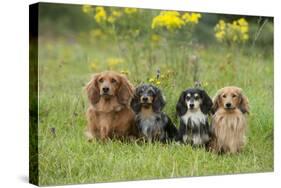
(131, 84), (178, 142)
(176, 88), (213, 146)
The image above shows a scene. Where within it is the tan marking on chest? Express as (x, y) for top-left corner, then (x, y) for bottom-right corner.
(140, 106), (155, 118)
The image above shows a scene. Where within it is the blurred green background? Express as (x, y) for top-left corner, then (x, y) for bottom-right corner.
(38, 3), (273, 50)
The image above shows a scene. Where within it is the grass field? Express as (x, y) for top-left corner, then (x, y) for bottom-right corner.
(37, 34), (273, 186)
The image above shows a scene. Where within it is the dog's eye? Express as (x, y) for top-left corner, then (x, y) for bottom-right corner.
(186, 96), (190, 100)
(222, 94), (226, 98)
(232, 94), (237, 98)
(195, 96), (199, 100)
(98, 78), (104, 83)
(111, 78), (117, 83)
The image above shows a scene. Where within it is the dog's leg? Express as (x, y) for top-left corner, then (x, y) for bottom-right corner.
(85, 130), (94, 142)
(165, 116), (178, 140)
(85, 123), (97, 142)
(191, 121), (203, 146)
(100, 125), (109, 140)
(175, 119), (186, 143)
(201, 120), (210, 145)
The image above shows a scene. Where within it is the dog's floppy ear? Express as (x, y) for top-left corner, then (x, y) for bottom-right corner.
(130, 86), (141, 113)
(117, 75), (134, 105)
(152, 87), (166, 113)
(85, 74), (100, 105)
(176, 91), (187, 116)
(212, 89), (222, 114)
(200, 89), (213, 114)
(239, 90), (250, 114)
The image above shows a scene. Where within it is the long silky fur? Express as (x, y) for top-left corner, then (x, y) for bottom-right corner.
(211, 109), (246, 153)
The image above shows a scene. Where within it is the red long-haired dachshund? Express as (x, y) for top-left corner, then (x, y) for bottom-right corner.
(85, 71), (137, 140)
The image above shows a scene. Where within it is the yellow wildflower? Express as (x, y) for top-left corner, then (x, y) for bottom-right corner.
(220, 22), (226, 30)
(82, 5), (93, 14)
(90, 63), (98, 71)
(214, 18), (249, 43)
(182, 12), (201, 24)
(107, 10), (122, 23)
(107, 16), (115, 24)
(237, 18), (249, 34)
(237, 18), (248, 27)
(121, 70), (130, 75)
(214, 20), (225, 31)
(124, 8), (138, 14)
(149, 78), (155, 83)
(106, 58), (124, 67)
(112, 10), (122, 17)
(242, 34), (249, 41)
(152, 11), (185, 31)
(156, 81), (161, 85)
(218, 20), (226, 30)
(95, 7), (107, 23)
(240, 26), (248, 33)
(215, 31), (225, 42)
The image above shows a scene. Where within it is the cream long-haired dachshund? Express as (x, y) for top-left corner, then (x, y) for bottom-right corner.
(210, 86), (249, 154)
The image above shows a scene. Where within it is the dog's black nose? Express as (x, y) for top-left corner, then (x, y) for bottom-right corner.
(142, 97), (148, 102)
(102, 87), (109, 93)
(189, 104), (194, 108)
(226, 103), (231, 108)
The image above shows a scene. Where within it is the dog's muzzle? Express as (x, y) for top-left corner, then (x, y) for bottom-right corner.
(189, 103), (195, 109)
(224, 103), (235, 110)
(101, 87), (112, 96)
